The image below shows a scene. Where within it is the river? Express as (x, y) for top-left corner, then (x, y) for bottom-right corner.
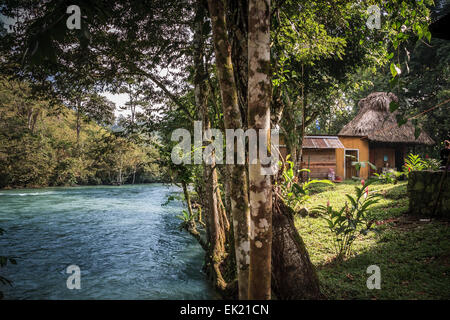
(0, 184), (215, 299)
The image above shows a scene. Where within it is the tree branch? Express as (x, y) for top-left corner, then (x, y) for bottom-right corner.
(139, 70), (195, 122)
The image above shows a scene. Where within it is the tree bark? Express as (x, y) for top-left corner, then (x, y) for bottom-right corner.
(182, 182), (208, 252)
(182, 180), (194, 219)
(296, 66), (308, 179)
(248, 0), (272, 300)
(227, 0), (248, 129)
(27, 108), (39, 133)
(271, 192), (322, 299)
(222, 165), (232, 217)
(194, 0), (230, 292)
(27, 108), (33, 130)
(207, 0), (251, 300)
(118, 158), (123, 185)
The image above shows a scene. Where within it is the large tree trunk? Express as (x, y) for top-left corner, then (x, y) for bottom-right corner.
(271, 193), (322, 299)
(207, 0), (251, 300)
(222, 165), (232, 217)
(227, 0), (248, 129)
(194, 0), (230, 293)
(248, 0), (272, 300)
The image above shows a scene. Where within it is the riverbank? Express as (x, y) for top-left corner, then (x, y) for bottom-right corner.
(0, 81), (167, 190)
(0, 180), (172, 190)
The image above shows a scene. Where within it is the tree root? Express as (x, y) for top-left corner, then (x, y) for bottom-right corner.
(271, 194), (324, 299)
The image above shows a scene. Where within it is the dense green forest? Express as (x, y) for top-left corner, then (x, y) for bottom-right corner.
(0, 78), (166, 189)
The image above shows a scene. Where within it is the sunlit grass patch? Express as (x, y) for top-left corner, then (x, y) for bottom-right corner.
(296, 180), (450, 299)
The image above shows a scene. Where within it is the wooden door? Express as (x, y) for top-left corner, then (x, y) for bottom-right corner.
(345, 150), (358, 179)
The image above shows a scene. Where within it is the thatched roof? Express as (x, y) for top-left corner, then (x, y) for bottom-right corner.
(338, 92), (434, 145)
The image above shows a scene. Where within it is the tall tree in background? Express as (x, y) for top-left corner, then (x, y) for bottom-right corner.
(193, 0), (230, 292)
(73, 92), (115, 144)
(118, 77), (148, 130)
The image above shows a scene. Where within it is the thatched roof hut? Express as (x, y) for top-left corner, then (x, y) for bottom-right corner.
(339, 92), (434, 145)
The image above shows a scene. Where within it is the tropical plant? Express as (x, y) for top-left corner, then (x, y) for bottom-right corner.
(176, 209), (197, 223)
(423, 158), (441, 171)
(347, 154), (377, 173)
(315, 179), (380, 260)
(403, 153), (426, 175)
(373, 170), (404, 184)
(278, 156), (333, 211)
(174, 209), (198, 234)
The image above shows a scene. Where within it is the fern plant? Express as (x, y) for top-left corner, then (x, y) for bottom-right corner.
(176, 209), (197, 222)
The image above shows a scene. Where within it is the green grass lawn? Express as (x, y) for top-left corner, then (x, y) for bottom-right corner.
(296, 180), (450, 300)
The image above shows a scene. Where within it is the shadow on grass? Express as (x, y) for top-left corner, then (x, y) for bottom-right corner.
(316, 217), (450, 300)
(297, 179), (449, 299)
(372, 183), (407, 200)
(366, 184), (409, 220)
(308, 183), (336, 195)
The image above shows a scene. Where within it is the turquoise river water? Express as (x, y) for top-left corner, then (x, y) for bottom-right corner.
(0, 184), (215, 299)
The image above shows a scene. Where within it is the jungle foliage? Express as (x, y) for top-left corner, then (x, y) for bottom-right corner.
(0, 77), (166, 189)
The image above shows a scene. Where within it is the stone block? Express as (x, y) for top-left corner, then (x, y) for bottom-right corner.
(407, 170), (449, 217)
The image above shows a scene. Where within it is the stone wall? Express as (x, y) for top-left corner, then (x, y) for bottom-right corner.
(407, 171), (450, 216)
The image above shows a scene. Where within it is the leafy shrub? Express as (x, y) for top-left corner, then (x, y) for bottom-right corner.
(373, 170), (404, 184)
(315, 180), (380, 260)
(401, 153), (441, 178)
(403, 153), (425, 175)
(351, 159), (377, 172)
(423, 158), (441, 171)
(346, 154), (377, 177)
